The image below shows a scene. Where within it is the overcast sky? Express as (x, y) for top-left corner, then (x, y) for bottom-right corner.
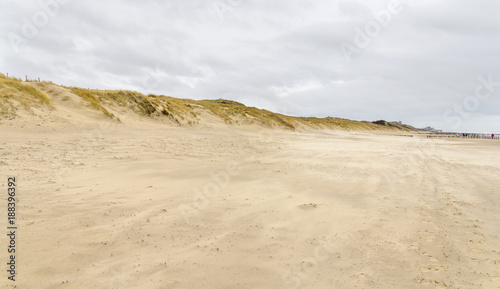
(1, 0), (499, 132)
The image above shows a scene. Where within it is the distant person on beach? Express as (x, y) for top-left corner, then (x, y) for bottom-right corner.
(493, 133), (495, 139)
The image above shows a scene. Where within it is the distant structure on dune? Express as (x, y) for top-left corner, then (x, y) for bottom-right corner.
(421, 126), (443, 133)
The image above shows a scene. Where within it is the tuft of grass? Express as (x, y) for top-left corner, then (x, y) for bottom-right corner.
(68, 87), (115, 118)
(0, 73), (51, 104)
(0, 73), (51, 116)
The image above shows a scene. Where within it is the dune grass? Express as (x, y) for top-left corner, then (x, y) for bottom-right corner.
(0, 73), (51, 116)
(68, 87), (115, 118)
(0, 74), (419, 132)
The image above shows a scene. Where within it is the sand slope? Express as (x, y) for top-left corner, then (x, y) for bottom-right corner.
(1, 110), (500, 288)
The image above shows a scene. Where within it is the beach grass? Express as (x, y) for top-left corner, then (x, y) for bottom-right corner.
(0, 74), (418, 132)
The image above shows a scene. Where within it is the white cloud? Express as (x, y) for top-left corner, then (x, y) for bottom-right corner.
(272, 80), (323, 98)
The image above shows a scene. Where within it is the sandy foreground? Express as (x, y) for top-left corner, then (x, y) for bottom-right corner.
(1, 112), (500, 288)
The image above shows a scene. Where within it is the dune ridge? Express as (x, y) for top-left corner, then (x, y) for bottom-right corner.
(0, 73), (417, 132)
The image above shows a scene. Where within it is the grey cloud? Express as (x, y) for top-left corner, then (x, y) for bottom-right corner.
(1, 0), (499, 131)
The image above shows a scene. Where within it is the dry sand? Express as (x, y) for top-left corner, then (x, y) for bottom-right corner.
(1, 107), (500, 288)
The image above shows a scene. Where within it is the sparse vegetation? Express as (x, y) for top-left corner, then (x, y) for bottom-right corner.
(0, 73), (51, 116)
(0, 74), (419, 132)
(68, 87), (115, 118)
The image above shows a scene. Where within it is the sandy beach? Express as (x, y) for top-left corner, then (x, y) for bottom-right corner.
(1, 109), (500, 289)
(2, 0), (500, 287)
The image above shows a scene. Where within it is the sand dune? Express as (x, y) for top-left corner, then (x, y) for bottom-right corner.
(0, 73), (419, 132)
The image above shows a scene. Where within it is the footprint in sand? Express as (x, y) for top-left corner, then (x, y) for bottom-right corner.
(415, 277), (448, 288)
(419, 264), (444, 272)
(469, 239), (483, 244)
(421, 252), (438, 262)
(299, 203), (318, 209)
